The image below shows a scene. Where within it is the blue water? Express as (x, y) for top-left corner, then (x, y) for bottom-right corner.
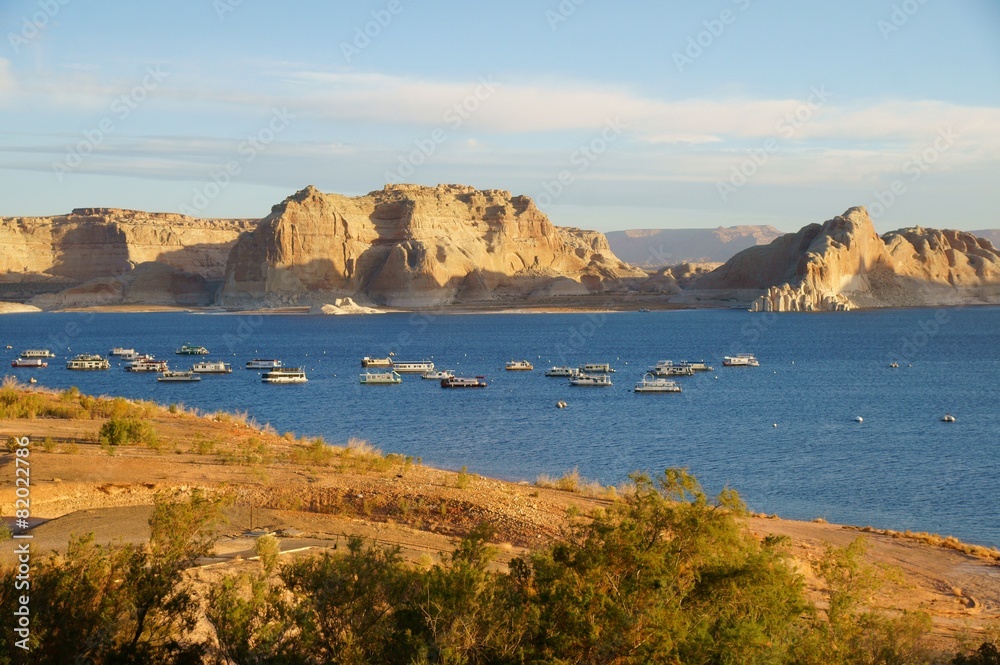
(1, 308), (998, 547)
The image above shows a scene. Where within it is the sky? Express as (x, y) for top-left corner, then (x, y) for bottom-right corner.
(1, 0), (998, 233)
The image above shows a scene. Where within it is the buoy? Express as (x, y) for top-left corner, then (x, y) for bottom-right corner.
(855, 416), (863, 423)
(773, 423), (778, 428)
(889, 362), (899, 368)
(941, 414), (956, 423)
(556, 401), (568, 409)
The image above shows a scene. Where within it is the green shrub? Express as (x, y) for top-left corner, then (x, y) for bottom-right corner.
(98, 416), (157, 447)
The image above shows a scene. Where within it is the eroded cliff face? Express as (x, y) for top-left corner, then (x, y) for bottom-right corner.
(695, 207), (1000, 311)
(218, 185), (644, 307)
(0, 209), (254, 284)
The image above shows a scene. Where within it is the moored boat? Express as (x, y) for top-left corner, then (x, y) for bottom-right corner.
(126, 359), (169, 373)
(246, 359), (283, 369)
(262, 367), (307, 384)
(569, 373), (612, 387)
(20, 349), (55, 359)
(175, 343), (209, 355)
(11, 357), (47, 368)
(505, 360), (534, 371)
(679, 360), (714, 372)
(109, 347), (137, 358)
(392, 360), (435, 373)
(544, 366), (578, 377)
(723, 354), (759, 367)
(441, 376), (487, 388)
(649, 360), (694, 377)
(157, 371), (201, 383)
(422, 369), (454, 380)
(580, 363), (615, 373)
(633, 374), (682, 393)
(192, 361), (233, 374)
(360, 371), (402, 385)
(361, 356), (393, 368)
(66, 354), (110, 370)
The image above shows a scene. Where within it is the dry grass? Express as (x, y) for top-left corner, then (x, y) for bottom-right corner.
(853, 525), (1000, 563)
(536, 467), (618, 499)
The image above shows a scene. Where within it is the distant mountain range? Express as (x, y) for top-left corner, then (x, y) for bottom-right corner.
(605, 226), (783, 266)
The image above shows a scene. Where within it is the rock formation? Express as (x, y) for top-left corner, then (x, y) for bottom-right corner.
(606, 225), (782, 266)
(0, 209), (254, 285)
(218, 185), (645, 308)
(28, 262), (214, 309)
(694, 207), (1000, 311)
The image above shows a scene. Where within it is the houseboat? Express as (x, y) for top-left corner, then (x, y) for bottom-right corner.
(175, 344), (209, 355)
(361, 356), (393, 368)
(261, 367), (308, 384)
(192, 361), (233, 374)
(126, 359), (169, 373)
(544, 366), (578, 377)
(245, 359), (283, 370)
(633, 374), (682, 393)
(66, 354), (110, 370)
(109, 347), (137, 358)
(422, 369), (454, 380)
(391, 360), (435, 373)
(649, 361), (694, 377)
(11, 357), (47, 368)
(157, 371), (201, 383)
(20, 349), (55, 359)
(359, 371), (403, 385)
(569, 374), (612, 387)
(723, 354), (760, 367)
(505, 360), (534, 371)
(441, 376), (487, 388)
(580, 363), (615, 373)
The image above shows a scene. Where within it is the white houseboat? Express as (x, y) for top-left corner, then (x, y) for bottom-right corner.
(20, 349), (56, 359)
(505, 360), (534, 371)
(569, 374), (613, 387)
(126, 359), (169, 373)
(192, 361), (233, 374)
(441, 376), (487, 388)
(175, 344), (210, 355)
(361, 356), (393, 368)
(391, 360), (435, 373)
(422, 369), (454, 380)
(246, 359), (283, 370)
(157, 371), (201, 383)
(262, 367), (308, 384)
(11, 357), (47, 368)
(723, 354), (760, 367)
(580, 363), (615, 373)
(359, 371), (402, 385)
(633, 374), (682, 393)
(544, 366), (578, 377)
(66, 354), (110, 370)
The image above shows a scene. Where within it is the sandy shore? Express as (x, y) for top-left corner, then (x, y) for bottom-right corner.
(1, 387), (997, 651)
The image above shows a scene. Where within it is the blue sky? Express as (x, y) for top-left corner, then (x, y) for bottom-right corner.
(1, 0), (998, 233)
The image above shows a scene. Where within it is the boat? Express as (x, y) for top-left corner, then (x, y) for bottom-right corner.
(941, 413), (956, 423)
(723, 354), (759, 367)
(246, 359), (283, 369)
(361, 356), (393, 368)
(11, 357), (47, 368)
(392, 360), (435, 373)
(679, 360), (714, 372)
(262, 367), (307, 384)
(505, 360), (534, 371)
(580, 363), (615, 373)
(633, 374), (682, 393)
(422, 369), (454, 380)
(66, 354), (110, 370)
(157, 371), (201, 383)
(192, 361), (233, 374)
(175, 343), (209, 355)
(569, 374), (613, 387)
(441, 376), (487, 388)
(20, 349), (55, 359)
(544, 366), (578, 377)
(889, 362), (899, 368)
(359, 371), (402, 385)
(126, 359), (169, 373)
(649, 361), (694, 377)
(108, 347), (137, 358)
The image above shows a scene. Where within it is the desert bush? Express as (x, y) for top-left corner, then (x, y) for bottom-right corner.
(98, 416), (157, 448)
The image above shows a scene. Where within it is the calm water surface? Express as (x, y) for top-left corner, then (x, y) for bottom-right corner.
(1, 308), (997, 547)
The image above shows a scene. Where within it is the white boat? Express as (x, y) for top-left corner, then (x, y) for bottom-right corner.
(392, 360), (434, 373)
(20, 349), (55, 359)
(679, 360), (714, 372)
(262, 367), (307, 384)
(12, 357), (47, 368)
(580, 363), (615, 373)
(569, 374), (613, 387)
(361, 356), (393, 368)
(633, 374), (682, 393)
(359, 371), (402, 385)
(175, 343), (209, 355)
(505, 360), (534, 371)
(157, 371), (201, 383)
(109, 347), (137, 358)
(649, 361), (694, 377)
(441, 376), (487, 388)
(545, 366), (578, 377)
(192, 361), (233, 374)
(126, 359), (169, 373)
(246, 359), (283, 369)
(723, 354), (759, 367)
(66, 354), (110, 370)
(422, 369), (454, 380)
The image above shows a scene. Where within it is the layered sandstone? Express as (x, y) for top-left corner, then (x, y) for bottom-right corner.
(0, 209), (254, 284)
(28, 262), (215, 309)
(218, 185), (645, 308)
(694, 207), (1000, 311)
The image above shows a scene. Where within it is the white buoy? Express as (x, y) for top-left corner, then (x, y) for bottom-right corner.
(773, 423), (778, 428)
(855, 416), (863, 423)
(941, 413), (956, 423)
